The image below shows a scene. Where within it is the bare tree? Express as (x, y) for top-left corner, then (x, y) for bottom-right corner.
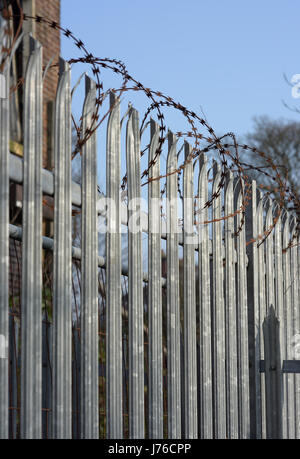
(245, 116), (300, 198)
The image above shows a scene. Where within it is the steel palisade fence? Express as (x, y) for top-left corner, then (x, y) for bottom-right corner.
(0, 31), (300, 440)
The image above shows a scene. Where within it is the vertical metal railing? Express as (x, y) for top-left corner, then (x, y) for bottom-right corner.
(20, 37), (43, 439)
(52, 58), (72, 438)
(198, 153), (213, 438)
(235, 184), (250, 438)
(265, 199), (275, 312)
(245, 180), (261, 439)
(296, 231), (300, 440)
(290, 218), (299, 438)
(148, 119), (163, 438)
(126, 108), (144, 439)
(283, 215), (294, 438)
(183, 142), (197, 438)
(257, 191), (267, 438)
(106, 92), (123, 439)
(0, 16), (10, 440)
(212, 161), (226, 438)
(166, 131), (181, 438)
(80, 76), (99, 439)
(224, 170), (238, 438)
(263, 305), (282, 439)
(274, 208), (287, 438)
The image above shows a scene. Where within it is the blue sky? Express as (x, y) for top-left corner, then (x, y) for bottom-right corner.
(61, 0), (300, 141)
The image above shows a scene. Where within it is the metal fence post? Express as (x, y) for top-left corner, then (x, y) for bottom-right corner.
(283, 214), (295, 438)
(274, 210), (287, 438)
(235, 185), (250, 438)
(20, 37), (43, 439)
(166, 131), (181, 439)
(224, 171), (238, 438)
(52, 58), (72, 439)
(148, 120), (163, 438)
(257, 191), (267, 437)
(0, 17), (10, 440)
(183, 142), (197, 439)
(106, 92), (123, 439)
(263, 305), (283, 439)
(245, 180), (262, 438)
(80, 76), (99, 439)
(126, 108), (144, 439)
(212, 161), (226, 438)
(198, 154), (213, 438)
(290, 218), (300, 438)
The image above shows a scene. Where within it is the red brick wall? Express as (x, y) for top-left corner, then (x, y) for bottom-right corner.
(9, 1), (61, 297)
(35, 0), (60, 167)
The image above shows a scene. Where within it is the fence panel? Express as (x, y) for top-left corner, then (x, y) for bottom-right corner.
(148, 120), (163, 438)
(212, 161), (226, 438)
(42, 315), (52, 439)
(198, 153), (213, 438)
(80, 76), (99, 439)
(297, 232), (300, 439)
(72, 322), (81, 438)
(224, 171), (238, 438)
(274, 209), (287, 437)
(0, 17), (10, 440)
(52, 58), (72, 439)
(9, 315), (19, 439)
(20, 37), (43, 439)
(263, 305), (282, 439)
(283, 215), (295, 438)
(290, 218), (300, 438)
(265, 200), (275, 312)
(166, 131), (181, 438)
(183, 142), (197, 439)
(106, 92), (123, 439)
(245, 180), (262, 439)
(126, 108), (144, 439)
(235, 185), (250, 438)
(256, 191), (267, 438)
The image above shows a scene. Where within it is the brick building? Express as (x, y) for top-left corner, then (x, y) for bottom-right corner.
(9, 0), (61, 166)
(4, 0), (61, 297)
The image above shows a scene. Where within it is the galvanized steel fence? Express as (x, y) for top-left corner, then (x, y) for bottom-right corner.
(1, 31), (300, 440)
